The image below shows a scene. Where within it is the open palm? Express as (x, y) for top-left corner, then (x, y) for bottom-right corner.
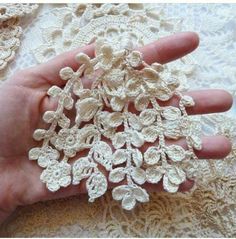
(0, 32), (232, 224)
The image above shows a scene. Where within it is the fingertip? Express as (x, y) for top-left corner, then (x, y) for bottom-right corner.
(219, 90), (233, 112)
(186, 89), (233, 115)
(172, 31), (200, 56)
(197, 135), (232, 159)
(184, 31), (200, 51)
(215, 135), (232, 158)
(139, 31), (200, 65)
(207, 89), (233, 113)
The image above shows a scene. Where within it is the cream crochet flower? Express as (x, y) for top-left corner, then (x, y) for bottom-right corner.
(40, 160), (71, 192)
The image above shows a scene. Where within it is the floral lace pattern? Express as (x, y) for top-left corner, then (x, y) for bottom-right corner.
(32, 3), (194, 92)
(29, 43), (203, 210)
(0, 4), (38, 22)
(33, 3), (181, 63)
(0, 3), (194, 89)
(0, 3), (236, 238)
(0, 4), (38, 72)
(0, 21), (22, 70)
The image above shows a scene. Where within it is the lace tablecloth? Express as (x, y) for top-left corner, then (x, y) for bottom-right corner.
(0, 3), (236, 237)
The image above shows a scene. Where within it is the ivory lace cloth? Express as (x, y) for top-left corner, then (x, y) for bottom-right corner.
(0, 3), (236, 237)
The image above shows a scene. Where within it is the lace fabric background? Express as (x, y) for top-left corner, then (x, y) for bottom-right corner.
(0, 3), (236, 237)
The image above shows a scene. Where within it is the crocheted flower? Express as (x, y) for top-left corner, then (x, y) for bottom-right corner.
(29, 146), (60, 168)
(112, 185), (149, 210)
(52, 125), (100, 158)
(51, 127), (80, 158)
(40, 160), (71, 192)
(106, 76), (144, 112)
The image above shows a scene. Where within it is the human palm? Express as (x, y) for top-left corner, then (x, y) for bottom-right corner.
(0, 32), (233, 224)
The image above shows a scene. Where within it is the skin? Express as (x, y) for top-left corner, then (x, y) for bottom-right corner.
(0, 32), (233, 224)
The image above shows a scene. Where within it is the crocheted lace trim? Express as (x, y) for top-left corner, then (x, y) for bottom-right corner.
(32, 3), (195, 91)
(29, 42), (203, 210)
(0, 4), (38, 71)
(1, 3), (236, 237)
(33, 4), (182, 62)
(0, 4), (38, 22)
(0, 20), (22, 71)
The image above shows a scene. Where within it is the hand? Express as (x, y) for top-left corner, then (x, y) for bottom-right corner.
(0, 32), (232, 224)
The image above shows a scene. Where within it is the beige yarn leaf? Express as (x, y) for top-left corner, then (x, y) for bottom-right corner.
(86, 170), (108, 202)
(134, 93), (150, 111)
(112, 149), (128, 165)
(142, 125), (161, 143)
(72, 157), (94, 185)
(139, 109), (157, 126)
(131, 148), (143, 168)
(146, 166), (163, 184)
(162, 106), (182, 120)
(109, 167), (126, 183)
(163, 174), (179, 193)
(92, 141), (113, 170)
(76, 98), (101, 122)
(107, 112), (123, 127)
(130, 167), (146, 185)
(165, 145), (186, 162)
(144, 147), (161, 165)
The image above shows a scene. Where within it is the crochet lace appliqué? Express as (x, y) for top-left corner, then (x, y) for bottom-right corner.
(0, 4), (38, 22)
(29, 43), (202, 210)
(0, 4), (38, 72)
(0, 22), (22, 70)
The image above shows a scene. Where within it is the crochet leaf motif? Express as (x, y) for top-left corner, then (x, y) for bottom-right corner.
(29, 42), (202, 210)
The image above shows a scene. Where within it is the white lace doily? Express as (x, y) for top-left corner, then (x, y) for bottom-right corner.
(0, 3), (236, 237)
(0, 4), (38, 73)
